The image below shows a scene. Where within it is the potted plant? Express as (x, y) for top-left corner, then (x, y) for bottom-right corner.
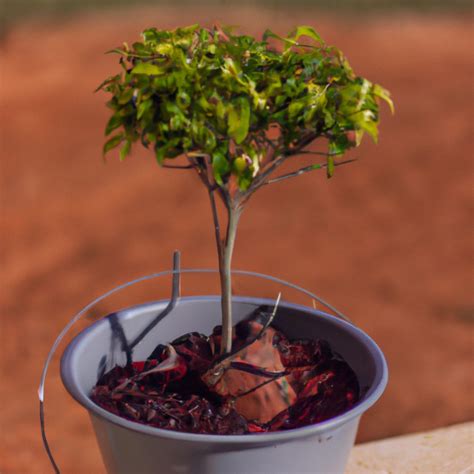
(55, 24), (393, 474)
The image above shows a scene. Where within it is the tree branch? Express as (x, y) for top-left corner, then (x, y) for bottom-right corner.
(242, 131), (326, 201)
(265, 158), (357, 185)
(291, 150), (342, 157)
(187, 154), (212, 189)
(162, 164), (195, 169)
(288, 131), (319, 154)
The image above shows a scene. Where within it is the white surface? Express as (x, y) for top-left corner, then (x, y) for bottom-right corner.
(347, 422), (474, 473)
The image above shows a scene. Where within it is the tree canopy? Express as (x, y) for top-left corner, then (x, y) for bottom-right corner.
(99, 24), (393, 193)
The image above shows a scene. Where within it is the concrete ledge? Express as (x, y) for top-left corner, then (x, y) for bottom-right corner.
(347, 422), (474, 473)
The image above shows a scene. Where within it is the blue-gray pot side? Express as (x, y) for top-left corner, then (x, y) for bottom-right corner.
(61, 296), (388, 474)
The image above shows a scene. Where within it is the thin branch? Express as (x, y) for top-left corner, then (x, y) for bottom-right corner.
(261, 135), (281, 165)
(249, 132), (320, 190)
(187, 154), (211, 189)
(162, 163), (195, 169)
(292, 150), (342, 157)
(265, 158), (357, 185)
(247, 154), (286, 194)
(243, 130), (336, 202)
(288, 131), (319, 153)
(106, 48), (162, 60)
(262, 135), (278, 150)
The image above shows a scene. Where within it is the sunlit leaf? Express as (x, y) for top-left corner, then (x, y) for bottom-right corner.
(290, 26), (324, 45)
(233, 156), (247, 173)
(131, 62), (165, 75)
(262, 29), (295, 46)
(289, 100), (306, 121)
(212, 152), (230, 186)
(353, 111), (379, 143)
(373, 84), (395, 114)
(228, 98), (250, 144)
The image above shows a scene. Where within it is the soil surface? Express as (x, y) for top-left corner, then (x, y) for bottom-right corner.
(1, 7), (473, 473)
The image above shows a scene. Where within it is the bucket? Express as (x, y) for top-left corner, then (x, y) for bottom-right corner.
(59, 290), (387, 474)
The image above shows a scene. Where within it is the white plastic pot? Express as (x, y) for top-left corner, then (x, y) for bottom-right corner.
(60, 293), (388, 474)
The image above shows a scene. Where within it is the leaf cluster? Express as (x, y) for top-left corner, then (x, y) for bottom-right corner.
(100, 24), (393, 193)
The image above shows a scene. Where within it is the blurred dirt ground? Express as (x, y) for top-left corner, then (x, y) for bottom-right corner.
(0, 6), (473, 473)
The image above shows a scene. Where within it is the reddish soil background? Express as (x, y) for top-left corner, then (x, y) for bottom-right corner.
(1, 6), (473, 473)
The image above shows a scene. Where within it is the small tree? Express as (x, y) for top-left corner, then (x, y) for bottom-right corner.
(99, 24), (393, 355)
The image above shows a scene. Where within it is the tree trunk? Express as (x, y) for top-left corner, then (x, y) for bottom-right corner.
(219, 205), (240, 354)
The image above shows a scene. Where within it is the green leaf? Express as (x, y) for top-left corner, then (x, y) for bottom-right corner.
(197, 96), (211, 111)
(262, 29), (292, 44)
(355, 129), (364, 146)
(105, 113), (123, 135)
(353, 111), (379, 143)
(177, 90), (191, 109)
(156, 43), (174, 56)
(119, 140), (131, 161)
(137, 98), (152, 119)
(353, 79), (371, 111)
(288, 100), (306, 121)
(373, 84), (394, 114)
(233, 156), (247, 173)
(237, 168), (253, 191)
(329, 135), (350, 156)
(204, 129), (216, 151)
(154, 138), (182, 165)
(212, 152), (230, 186)
(228, 98), (250, 144)
(94, 74), (120, 93)
(179, 24), (199, 34)
(263, 29), (300, 51)
(290, 26), (324, 45)
(103, 133), (124, 156)
(361, 121), (378, 143)
(118, 88), (134, 105)
(323, 109), (335, 128)
(131, 62), (165, 75)
(155, 145), (166, 165)
(142, 28), (158, 42)
(222, 57), (242, 77)
(216, 100), (226, 121)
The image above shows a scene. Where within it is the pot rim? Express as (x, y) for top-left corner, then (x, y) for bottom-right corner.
(61, 295), (388, 444)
